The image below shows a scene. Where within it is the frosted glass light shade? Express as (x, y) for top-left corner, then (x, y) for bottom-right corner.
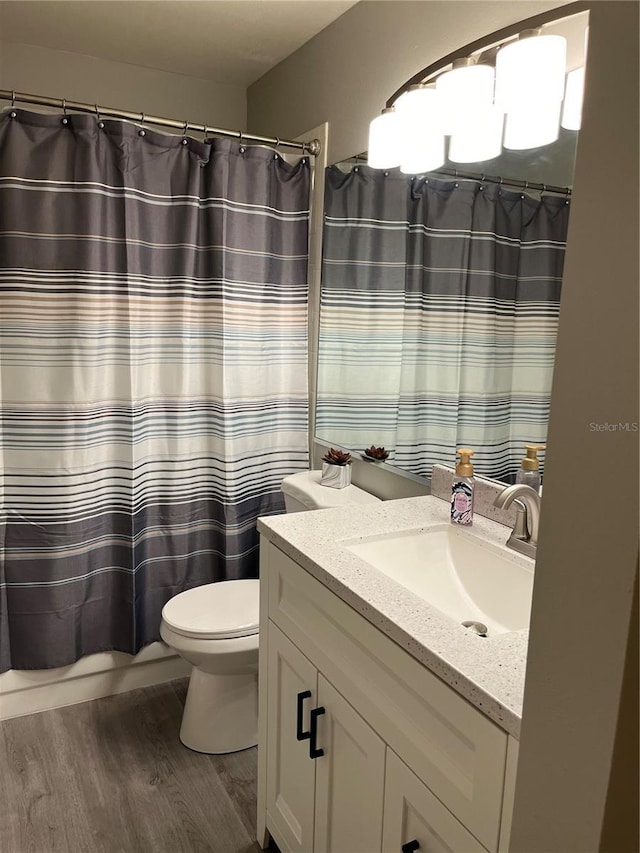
(495, 34), (567, 109)
(394, 87), (445, 174)
(400, 133), (445, 174)
(436, 64), (495, 134)
(367, 109), (402, 169)
(504, 100), (561, 149)
(561, 67), (585, 130)
(449, 106), (504, 163)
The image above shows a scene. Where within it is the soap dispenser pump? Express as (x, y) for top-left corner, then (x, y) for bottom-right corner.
(515, 444), (545, 493)
(451, 448), (475, 526)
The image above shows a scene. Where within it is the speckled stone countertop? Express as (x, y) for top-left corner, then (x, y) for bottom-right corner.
(258, 495), (532, 739)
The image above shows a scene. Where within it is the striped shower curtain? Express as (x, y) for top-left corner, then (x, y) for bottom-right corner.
(0, 109), (310, 672)
(317, 165), (569, 481)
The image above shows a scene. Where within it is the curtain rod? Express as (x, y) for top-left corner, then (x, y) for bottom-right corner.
(0, 89), (321, 156)
(427, 167), (571, 196)
(347, 155), (572, 196)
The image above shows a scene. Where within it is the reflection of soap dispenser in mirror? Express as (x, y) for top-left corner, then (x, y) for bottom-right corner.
(515, 444), (545, 494)
(451, 448), (475, 526)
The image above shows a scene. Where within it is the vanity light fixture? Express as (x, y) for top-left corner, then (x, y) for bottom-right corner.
(394, 86), (445, 174)
(367, 107), (402, 169)
(366, 17), (581, 171)
(561, 66), (585, 130)
(494, 28), (567, 110)
(504, 99), (562, 149)
(435, 58), (495, 135)
(449, 105), (504, 162)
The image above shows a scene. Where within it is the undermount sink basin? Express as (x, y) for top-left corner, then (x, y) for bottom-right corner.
(344, 524), (534, 636)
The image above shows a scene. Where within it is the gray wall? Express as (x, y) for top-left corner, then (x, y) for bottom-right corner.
(248, 0), (571, 164)
(249, 0), (639, 848)
(0, 41), (246, 131)
(509, 2), (639, 849)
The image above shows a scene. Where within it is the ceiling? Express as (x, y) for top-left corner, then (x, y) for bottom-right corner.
(0, 0), (358, 87)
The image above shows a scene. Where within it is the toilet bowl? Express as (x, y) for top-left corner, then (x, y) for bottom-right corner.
(161, 470), (380, 755)
(160, 579), (259, 754)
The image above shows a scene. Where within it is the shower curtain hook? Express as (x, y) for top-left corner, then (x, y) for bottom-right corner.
(138, 112), (146, 137)
(95, 104), (105, 129)
(61, 98), (69, 125)
(11, 90), (16, 108)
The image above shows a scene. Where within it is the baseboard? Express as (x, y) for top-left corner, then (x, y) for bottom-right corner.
(0, 642), (192, 721)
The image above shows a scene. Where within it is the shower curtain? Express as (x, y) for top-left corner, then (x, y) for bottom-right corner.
(0, 109), (310, 672)
(317, 165), (569, 481)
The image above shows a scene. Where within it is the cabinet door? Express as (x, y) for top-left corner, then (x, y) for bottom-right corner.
(314, 674), (386, 853)
(382, 750), (487, 853)
(266, 623), (318, 853)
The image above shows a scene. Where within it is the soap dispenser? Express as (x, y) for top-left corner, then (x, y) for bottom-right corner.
(515, 444), (545, 493)
(451, 448), (475, 526)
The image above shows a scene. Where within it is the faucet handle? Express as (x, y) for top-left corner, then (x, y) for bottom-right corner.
(511, 498), (529, 539)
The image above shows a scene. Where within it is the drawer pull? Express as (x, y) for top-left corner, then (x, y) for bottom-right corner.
(401, 842), (420, 853)
(309, 706), (325, 759)
(296, 690), (312, 741)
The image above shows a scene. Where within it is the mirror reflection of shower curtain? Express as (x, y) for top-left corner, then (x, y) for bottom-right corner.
(317, 165), (569, 481)
(0, 110), (310, 671)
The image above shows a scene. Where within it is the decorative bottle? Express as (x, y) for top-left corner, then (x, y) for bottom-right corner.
(450, 448), (475, 526)
(515, 444), (545, 494)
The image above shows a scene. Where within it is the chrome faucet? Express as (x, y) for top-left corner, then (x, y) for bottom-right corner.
(493, 484), (541, 559)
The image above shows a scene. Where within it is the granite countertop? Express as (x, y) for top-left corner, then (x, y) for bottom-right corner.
(258, 495), (532, 739)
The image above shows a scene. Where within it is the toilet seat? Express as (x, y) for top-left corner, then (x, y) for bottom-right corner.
(161, 579), (259, 640)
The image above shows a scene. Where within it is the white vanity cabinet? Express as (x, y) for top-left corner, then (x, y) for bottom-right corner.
(257, 539), (518, 853)
(265, 623), (386, 853)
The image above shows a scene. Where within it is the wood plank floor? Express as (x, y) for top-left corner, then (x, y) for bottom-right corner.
(0, 678), (277, 853)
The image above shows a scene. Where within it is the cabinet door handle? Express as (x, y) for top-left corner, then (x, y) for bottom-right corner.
(309, 705), (325, 759)
(401, 842), (420, 853)
(296, 690), (312, 741)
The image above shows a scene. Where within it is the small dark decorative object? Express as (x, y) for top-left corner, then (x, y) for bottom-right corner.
(363, 445), (389, 461)
(321, 448), (352, 467)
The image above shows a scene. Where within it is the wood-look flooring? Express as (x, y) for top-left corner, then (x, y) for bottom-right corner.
(0, 678), (276, 853)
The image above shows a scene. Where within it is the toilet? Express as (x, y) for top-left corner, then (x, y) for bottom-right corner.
(160, 469), (380, 754)
(281, 469), (382, 512)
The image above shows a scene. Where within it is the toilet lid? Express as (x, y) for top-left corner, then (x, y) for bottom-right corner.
(162, 579), (260, 640)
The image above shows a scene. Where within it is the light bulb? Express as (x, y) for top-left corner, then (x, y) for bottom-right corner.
(495, 32), (567, 110)
(561, 67), (585, 131)
(367, 108), (402, 169)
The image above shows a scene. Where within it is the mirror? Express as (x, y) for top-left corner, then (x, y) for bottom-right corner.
(315, 10), (589, 483)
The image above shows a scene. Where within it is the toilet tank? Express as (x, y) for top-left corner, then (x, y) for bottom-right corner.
(281, 470), (382, 512)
